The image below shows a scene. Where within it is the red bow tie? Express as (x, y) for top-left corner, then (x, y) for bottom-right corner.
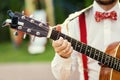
(95, 11), (117, 22)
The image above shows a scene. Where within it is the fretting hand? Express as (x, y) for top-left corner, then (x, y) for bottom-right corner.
(52, 37), (73, 58)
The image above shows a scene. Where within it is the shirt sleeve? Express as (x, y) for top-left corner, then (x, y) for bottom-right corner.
(51, 50), (79, 80)
(51, 18), (79, 79)
(51, 53), (72, 80)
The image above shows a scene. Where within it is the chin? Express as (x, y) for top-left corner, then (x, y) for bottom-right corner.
(95, 0), (117, 5)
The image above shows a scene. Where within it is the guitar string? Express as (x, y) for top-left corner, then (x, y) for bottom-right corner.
(19, 14), (120, 71)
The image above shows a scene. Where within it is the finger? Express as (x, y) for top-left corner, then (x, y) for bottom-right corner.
(52, 37), (64, 47)
(55, 39), (68, 53)
(60, 47), (73, 58)
(59, 42), (71, 55)
(59, 42), (73, 57)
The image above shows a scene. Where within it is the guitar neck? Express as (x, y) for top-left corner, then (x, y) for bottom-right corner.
(50, 29), (120, 72)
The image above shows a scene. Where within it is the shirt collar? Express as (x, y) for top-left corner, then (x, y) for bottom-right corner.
(93, 1), (120, 16)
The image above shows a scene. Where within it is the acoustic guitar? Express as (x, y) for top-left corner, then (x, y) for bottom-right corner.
(3, 10), (120, 80)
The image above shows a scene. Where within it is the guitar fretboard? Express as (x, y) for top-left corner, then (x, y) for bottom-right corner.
(50, 29), (120, 72)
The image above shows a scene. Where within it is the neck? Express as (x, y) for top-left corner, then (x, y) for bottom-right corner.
(98, 1), (118, 11)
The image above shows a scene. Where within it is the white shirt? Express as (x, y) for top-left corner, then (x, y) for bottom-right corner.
(51, 1), (120, 80)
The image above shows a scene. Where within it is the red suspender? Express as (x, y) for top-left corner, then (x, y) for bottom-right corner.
(79, 13), (88, 80)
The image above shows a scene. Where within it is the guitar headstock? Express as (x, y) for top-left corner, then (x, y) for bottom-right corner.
(3, 10), (50, 38)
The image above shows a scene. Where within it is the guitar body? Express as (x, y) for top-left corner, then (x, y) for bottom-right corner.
(99, 42), (120, 80)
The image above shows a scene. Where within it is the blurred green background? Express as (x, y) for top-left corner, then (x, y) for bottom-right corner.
(0, 0), (93, 63)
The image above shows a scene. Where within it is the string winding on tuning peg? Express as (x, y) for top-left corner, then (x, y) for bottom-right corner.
(13, 31), (18, 36)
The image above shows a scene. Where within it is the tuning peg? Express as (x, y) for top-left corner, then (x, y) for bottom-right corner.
(27, 28), (31, 32)
(13, 31), (18, 36)
(2, 19), (11, 27)
(29, 15), (33, 18)
(23, 33), (27, 39)
(18, 26), (23, 30)
(2, 21), (9, 27)
(36, 32), (40, 36)
(30, 19), (34, 23)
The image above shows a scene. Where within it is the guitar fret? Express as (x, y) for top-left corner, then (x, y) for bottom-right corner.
(56, 32), (60, 40)
(113, 59), (118, 70)
(88, 47), (92, 57)
(97, 51), (101, 61)
(113, 59), (116, 68)
(96, 51), (101, 61)
(108, 56), (112, 67)
(106, 55), (110, 66)
(84, 45), (88, 55)
(71, 39), (78, 50)
(94, 50), (100, 60)
(100, 52), (105, 64)
(113, 59), (116, 69)
(110, 57), (114, 67)
(97, 51), (102, 62)
(92, 49), (96, 59)
(112, 58), (118, 71)
(118, 62), (120, 71)
(75, 42), (82, 52)
(81, 44), (87, 54)
(89, 48), (95, 58)
(115, 60), (119, 70)
(85, 46), (92, 56)
(118, 61), (120, 71)
(75, 41), (78, 50)
(94, 50), (102, 61)
(104, 55), (109, 65)
(79, 43), (83, 53)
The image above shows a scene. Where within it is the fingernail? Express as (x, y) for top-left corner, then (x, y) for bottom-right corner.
(59, 37), (63, 40)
